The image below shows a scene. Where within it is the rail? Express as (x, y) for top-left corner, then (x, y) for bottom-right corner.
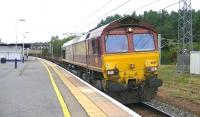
(141, 102), (173, 117)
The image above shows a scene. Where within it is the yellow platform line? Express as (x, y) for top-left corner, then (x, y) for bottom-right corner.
(41, 61), (71, 117)
(43, 60), (107, 117)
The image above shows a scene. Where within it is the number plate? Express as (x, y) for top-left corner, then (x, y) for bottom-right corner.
(146, 60), (157, 67)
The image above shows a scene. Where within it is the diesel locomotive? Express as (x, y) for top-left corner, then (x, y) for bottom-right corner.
(61, 16), (162, 103)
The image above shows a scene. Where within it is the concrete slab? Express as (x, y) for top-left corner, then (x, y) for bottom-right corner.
(42, 58), (140, 117)
(0, 57), (63, 117)
(0, 57), (140, 117)
(50, 67), (88, 117)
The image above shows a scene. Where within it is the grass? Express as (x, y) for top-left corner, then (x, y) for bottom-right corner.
(158, 65), (200, 104)
(158, 65), (200, 83)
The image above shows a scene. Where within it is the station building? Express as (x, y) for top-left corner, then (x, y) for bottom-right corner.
(0, 44), (23, 61)
(0, 42), (50, 61)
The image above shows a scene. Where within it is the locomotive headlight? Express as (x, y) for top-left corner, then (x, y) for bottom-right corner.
(107, 70), (114, 75)
(127, 27), (133, 33)
(107, 69), (119, 76)
(146, 67), (158, 72)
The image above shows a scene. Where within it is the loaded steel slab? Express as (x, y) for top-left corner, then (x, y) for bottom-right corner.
(0, 57), (140, 117)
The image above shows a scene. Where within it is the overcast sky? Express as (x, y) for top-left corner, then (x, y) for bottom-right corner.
(0, 0), (199, 43)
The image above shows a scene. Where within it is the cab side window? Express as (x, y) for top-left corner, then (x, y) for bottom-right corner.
(92, 38), (100, 54)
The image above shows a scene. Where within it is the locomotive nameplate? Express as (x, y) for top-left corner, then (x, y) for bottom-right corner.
(145, 60), (157, 67)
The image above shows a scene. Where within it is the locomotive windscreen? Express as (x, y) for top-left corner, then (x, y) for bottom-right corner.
(105, 35), (128, 53)
(133, 34), (155, 51)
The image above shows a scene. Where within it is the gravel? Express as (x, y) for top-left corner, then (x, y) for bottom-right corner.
(143, 99), (197, 117)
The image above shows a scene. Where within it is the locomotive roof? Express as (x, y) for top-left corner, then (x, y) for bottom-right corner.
(62, 16), (155, 48)
(62, 34), (89, 47)
(62, 37), (79, 47)
(87, 24), (108, 39)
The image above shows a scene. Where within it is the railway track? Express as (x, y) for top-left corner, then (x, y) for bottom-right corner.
(141, 102), (173, 117)
(128, 102), (173, 117)
(128, 99), (197, 117)
(44, 58), (197, 117)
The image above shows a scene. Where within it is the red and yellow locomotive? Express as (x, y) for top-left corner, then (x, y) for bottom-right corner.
(62, 17), (162, 103)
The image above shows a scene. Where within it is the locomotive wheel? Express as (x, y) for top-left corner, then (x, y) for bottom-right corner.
(82, 73), (90, 83)
(77, 70), (82, 78)
(66, 66), (70, 71)
(90, 79), (105, 91)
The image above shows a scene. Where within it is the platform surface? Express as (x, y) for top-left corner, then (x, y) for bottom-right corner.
(0, 57), (140, 117)
(0, 58), (64, 117)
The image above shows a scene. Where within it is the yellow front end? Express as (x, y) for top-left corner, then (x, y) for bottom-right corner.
(102, 51), (159, 85)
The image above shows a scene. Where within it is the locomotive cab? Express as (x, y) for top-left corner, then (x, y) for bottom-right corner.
(102, 27), (160, 85)
(100, 18), (162, 101)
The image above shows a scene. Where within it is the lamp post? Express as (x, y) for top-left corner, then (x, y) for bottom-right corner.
(22, 32), (29, 63)
(16, 19), (25, 60)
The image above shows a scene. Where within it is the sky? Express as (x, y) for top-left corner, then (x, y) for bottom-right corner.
(0, 0), (199, 43)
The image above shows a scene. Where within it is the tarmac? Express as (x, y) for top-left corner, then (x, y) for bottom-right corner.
(0, 57), (140, 117)
(0, 57), (63, 117)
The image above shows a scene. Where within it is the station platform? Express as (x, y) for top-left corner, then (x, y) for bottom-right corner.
(0, 57), (140, 117)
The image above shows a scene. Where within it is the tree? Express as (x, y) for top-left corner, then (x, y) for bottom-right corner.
(49, 35), (77, 58)
(96, 14), (122, 28)
(192, 10), (200, 42)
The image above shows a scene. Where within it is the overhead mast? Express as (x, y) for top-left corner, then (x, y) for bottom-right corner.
(177, 0), (193, 73)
